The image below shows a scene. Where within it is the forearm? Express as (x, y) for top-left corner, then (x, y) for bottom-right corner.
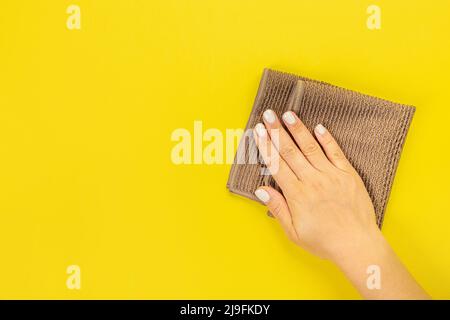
(333, 229), (430, 300)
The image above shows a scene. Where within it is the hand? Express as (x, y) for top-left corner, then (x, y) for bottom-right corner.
(253, 109), (429, 299)
(253, 109), (379, 262)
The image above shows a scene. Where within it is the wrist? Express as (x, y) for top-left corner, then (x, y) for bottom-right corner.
(329, 226), (430, 300)
(331, 226), (389, 272)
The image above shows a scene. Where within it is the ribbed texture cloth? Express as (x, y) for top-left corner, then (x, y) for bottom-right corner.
(227, 69), (415, 227)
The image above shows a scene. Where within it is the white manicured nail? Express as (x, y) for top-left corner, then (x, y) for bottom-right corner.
(263, 109), (276, 124)
(315, 124), (327, 135)
(255, 123), (267, 137)
(255, 189), (270, 203)
(282, 112), (296, 125)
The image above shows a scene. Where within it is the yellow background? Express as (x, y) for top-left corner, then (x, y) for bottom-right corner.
(0, 0), (449, 299)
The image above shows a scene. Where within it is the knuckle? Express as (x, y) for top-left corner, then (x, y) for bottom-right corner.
(332, 150), (344, 159)
(311, 178), (326, 190)
(302, 142), (319, 156)
(279, 144), (297, 158)
(291, 121), (306, 134)
(322, 136), (333, 145)
(329, 175), (344, 187)
(332, 149), (344, 159)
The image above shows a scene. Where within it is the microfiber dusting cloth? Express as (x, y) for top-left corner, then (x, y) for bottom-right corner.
(227, 69), (415, 228)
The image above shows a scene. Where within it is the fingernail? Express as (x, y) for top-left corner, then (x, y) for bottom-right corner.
(315, 124), (327, 135)
(255, 123), (267, 137)
(263, 109), (276, 124)
(282, 111), (296, 125)
(255, 188), (270, 203)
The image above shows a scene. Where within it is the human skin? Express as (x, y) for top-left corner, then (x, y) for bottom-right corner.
(253, 109), (430, 300)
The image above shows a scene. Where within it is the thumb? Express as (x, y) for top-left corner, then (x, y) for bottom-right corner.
(254, 187), (298, 243)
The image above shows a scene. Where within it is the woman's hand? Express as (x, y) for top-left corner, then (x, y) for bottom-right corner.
(253, 109), (378, 261)
(253, 109), (429, 299)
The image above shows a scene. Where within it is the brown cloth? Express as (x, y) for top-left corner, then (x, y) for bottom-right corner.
(227, 69), (415, 227)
